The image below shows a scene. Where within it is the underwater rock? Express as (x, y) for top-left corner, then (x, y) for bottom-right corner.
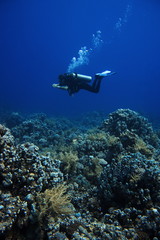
(98, 152), (160, 209)
(0, 124), (63, 238)
(0, 193), (28, 234)
(11, 114), (75, 148)
(0, 124), (63, 197)
(75, 109), (159, 166)
(100, 108), (159, 147)
(0, 109), (160, 239)
(2, 112), (24, 128)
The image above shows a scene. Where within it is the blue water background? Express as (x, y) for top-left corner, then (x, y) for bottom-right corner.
(0, 0), (160, 121)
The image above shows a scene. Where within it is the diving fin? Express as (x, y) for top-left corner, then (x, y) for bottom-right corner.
(96, 70), (116, 77)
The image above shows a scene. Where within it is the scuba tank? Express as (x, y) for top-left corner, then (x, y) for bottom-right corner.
(71, 73), (92, 82)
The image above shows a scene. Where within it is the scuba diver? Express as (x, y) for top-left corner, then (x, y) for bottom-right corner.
(52, 70), (115, 96)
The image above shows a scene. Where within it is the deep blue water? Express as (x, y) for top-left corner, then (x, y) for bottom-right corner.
(0, 0), (160, 120)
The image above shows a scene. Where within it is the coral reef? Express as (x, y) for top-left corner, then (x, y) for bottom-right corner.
(0, 109), (160, 239)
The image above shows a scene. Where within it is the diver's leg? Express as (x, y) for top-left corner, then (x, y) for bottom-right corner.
(92, 76), (102, 92)
(81, 70), (115, 93)
(80, 76), (102, 93)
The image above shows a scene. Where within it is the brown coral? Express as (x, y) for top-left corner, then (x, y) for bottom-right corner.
(38, 183), (73, 218)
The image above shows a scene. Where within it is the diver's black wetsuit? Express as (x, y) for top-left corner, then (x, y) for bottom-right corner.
(59, 73), (102, 96)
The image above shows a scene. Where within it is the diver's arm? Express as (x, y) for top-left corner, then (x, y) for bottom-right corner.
(52, 84), (68, 90)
